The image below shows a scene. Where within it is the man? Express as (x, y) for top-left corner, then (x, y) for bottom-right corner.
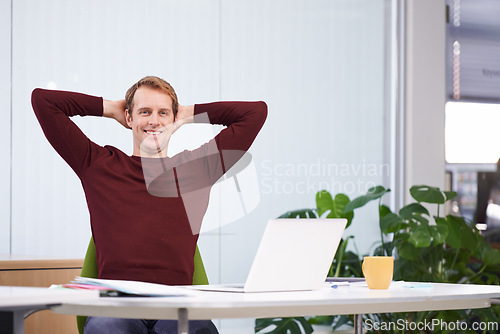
(32, 76), (267, 333)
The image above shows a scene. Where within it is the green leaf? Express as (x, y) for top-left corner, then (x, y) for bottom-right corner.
(287, 320), (302, 334)
(483, 247), (500, 267)
(408, 220), (419, 230)
(444, 191), (458, 201)
(272, 318), (293, 333)
(330, 194), (349, 218)
(483, 272), (500, 285)
(380, 213), (405, 233)
(316, 190), (333, 217)
(409, 226), (432, 247)
(435, 216), (447, 226)
(278, 209), (317, 219)
(255, 318), (274, 332)
(396, 239), (418, 260)
(314, 191), (354, 227)
(379, 204), (392, 218)
(255, 317), (311, 334)
(442, 215), (462, 249)
(399, 203), (429, 219)
(442, 214), (479, 253)
(297, 317), (314, 334)
(343, 186), (390, 212)
(411, 215), (430, 226)
(307, 316), (334, 326)
(331, 315), (351, 331)
(329, 194), (354, 228)
(410, 185), (446, 204)
(429, 224), (449, 245)
(460, 223), (479, 253)
(337, 210), (354, 228)
(334, 250), (362, 277)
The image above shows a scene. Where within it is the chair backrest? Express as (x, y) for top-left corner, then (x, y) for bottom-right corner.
(76, 237), (209, 334)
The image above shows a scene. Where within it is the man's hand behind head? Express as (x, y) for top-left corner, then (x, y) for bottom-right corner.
(103, 99), (130, 129)
(172, 105), (194, 133)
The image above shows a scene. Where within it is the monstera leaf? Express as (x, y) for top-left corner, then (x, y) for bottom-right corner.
(344, 186), (390, 212)
(316, 190), (354, 227)
(410, 185), (457, 204)
(255, 317), (313, 334)
(279, 209), (318, 219)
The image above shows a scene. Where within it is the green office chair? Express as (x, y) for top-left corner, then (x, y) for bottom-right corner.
(76, 237), (209, 334)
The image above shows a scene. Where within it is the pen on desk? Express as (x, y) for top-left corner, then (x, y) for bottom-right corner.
(327, 282), (350, 288)
(326, 281), (350, 288)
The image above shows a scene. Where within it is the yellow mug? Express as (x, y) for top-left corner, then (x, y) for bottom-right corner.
(362, 256), (394, 289)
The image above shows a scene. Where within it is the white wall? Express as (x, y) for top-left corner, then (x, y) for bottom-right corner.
(7, 0), (390, 270)
(10, 0), (221, 257)
(217, 0), (388, 283)
(1, 0), (451, 332)
(3, 0), (450, 281)
(404, 0), (446, 197)
(0, 0), (12, 254)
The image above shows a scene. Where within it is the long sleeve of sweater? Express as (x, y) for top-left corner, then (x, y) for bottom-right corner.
(31, 88), (104, 176)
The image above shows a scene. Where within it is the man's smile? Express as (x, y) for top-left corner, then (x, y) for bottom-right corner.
(144, 129), (163, 136)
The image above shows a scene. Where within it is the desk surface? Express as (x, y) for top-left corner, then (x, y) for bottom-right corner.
(52, 282), (500, 320)
(0, 286), (98, 310)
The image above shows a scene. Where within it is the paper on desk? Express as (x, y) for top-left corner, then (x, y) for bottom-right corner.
(73, 277), (196, 297)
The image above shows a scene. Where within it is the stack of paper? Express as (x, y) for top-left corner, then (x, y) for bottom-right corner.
(66, 277), (195, 297)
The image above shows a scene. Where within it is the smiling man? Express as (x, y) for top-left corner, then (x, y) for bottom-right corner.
(123, 78), (186, 157)
(128, 86), (175, 157)
(31, 76), (267, 334)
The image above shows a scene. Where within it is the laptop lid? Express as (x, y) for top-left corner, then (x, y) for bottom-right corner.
(243, 218), (347, 292)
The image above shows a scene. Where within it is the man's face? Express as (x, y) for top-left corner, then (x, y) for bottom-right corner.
(126, 86), (175, 157)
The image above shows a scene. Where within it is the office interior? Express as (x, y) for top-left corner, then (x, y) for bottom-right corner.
(445, 0), (500, 246)
(1, 0), (499, 332)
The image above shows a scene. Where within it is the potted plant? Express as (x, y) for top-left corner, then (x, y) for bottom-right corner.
(255, 185), (500, 334)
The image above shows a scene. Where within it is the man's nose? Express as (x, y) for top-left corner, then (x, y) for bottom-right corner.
(149, 112), (159, 125)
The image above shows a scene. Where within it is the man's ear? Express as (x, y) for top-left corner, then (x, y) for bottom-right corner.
(125, 109), (132, 127)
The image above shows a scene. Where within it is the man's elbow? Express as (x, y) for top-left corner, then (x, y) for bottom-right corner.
(31, 88), (42, 102)
(31, 88), (44, 111)
(31, 88), (49, 109)
(255, 101), (268, 126)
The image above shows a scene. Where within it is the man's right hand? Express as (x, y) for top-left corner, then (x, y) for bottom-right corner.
(103, 99), (130, 129)
(171, 105), (195, 133)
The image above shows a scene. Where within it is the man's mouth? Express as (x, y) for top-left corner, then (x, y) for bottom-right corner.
(144, 130), (162, 136)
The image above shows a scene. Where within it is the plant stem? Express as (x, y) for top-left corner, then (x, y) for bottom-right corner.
(378, 198), (387, 256)
(449, 245), (461, 278)
(334, 239), (348, 277)
(439, 246), (444, 281)
(462, 265), (486, 284)
(430, 245), (436, 280)
(417, 253), (429, 281)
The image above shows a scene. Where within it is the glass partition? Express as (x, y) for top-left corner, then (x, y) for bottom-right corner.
(9, 0), (393, 293)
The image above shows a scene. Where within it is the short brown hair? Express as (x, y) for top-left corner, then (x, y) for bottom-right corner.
(125, 76), (179, 118)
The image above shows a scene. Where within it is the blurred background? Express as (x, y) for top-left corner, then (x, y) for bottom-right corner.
(5, 0), (500, 332)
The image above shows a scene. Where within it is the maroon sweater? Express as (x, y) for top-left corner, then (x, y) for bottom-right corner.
(31, 88), (267, 285)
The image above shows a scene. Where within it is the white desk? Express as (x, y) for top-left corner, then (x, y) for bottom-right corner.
(0, 254), (84, 334)
(0, 286), (98, 334)
(51, 282), (500, 334)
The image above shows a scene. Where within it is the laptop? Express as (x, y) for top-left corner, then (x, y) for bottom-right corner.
(191, 218), (347, 293)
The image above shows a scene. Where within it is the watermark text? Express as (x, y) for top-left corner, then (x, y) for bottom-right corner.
(364, 318), (498, 332)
